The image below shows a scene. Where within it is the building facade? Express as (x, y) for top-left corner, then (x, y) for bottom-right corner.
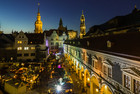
(45, 18), (77, 54)
(15, 31), (47, 62)
(63, 7), (140, 94)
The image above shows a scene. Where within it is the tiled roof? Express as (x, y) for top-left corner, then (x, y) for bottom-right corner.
(25, 33), (44, 44)
(64, 32), (140, 61)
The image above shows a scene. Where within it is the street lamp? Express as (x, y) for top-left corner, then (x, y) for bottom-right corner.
(56, 85), (62, 91)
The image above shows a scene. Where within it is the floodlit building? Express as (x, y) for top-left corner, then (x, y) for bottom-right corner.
(64, 6), (140, 94)
(34, 3), (43, 33)
(45, 18), (77, 54)
(15, 31), (47, 62)
(80, 10), (86, 39)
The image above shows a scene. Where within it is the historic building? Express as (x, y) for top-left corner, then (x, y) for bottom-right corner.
(34, 4), (43, 33)
(45, 18), (77, 54)
(80, 10), (86, 39)
(15, 31), (47, 62)
(0, 33), (16, 61)
(85, 5), (140, 38)
(64, 7), (140, 94)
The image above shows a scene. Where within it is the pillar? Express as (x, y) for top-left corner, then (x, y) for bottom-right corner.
(84, 71), (87, 87)
(90, 81), (94, 94)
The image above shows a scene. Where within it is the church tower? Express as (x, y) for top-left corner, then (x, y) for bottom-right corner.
(80, 10), (86, 39)
(34, 3), (43, 33)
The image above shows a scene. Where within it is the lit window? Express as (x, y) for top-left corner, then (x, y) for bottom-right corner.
(17, 41), (22, 44)
(17, 47), (22, 50)
(31, 47), (35, 50)
(24, 47), (29, 50)
(108, 68), (112, 78)
(134, 79), (140, 94)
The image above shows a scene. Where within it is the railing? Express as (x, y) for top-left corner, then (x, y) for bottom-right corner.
(64, 51), (134, 94)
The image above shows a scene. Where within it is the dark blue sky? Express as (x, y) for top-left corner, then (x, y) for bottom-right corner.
(0, 0), (139, 33)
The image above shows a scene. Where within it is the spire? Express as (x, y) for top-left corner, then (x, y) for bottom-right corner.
(38, 3), (40, 13)
(34, 2), (43, 33)
(59, 18), (63, 27)
(80, 10), (86, 39)
(132, 4), (139, 13)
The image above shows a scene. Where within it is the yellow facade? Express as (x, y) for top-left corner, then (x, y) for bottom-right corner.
(34, 7), (43, 33)
(80, 10), (86, 39)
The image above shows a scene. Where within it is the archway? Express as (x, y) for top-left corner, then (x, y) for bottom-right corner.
(90, 75), (99, 94)
(100, 84), (113, 94)
(84, 69), (90, 87)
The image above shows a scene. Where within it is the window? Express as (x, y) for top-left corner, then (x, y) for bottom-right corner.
(104, 65), (107, 75)
(87, 41), (89, 46)
(60, 43), (62, 46)
(51, 42), (54, 45)
(17, 47), (22, 50)
(92, 60), (94, 67)
(17, 54), (22, 57)
(51, 38), (53, 41)
(134, 80), (140, 94)
(24, 47), (29, 50)
(22, 36), (24, 38)
(31, 47), (35, 50)
(124, 75), (131, 90)
(63, 38), (65, 40)
(24, 53), (29, 56)
(83, 52), (85, 61)
(56, 42), (59, 46)
(31, 53), (35, 56)
(107, 40), (112, 48)
(17, 41), (22, 44)
(108, 67), (112, 78)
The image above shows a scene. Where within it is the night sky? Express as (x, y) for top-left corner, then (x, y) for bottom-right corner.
(0, 0), (140, 34)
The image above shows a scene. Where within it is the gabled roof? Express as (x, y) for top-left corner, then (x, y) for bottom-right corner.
(122, 67), (140, 77)
(25, 33), (44, 44)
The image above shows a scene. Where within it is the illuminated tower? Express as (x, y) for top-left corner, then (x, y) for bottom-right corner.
(34, 3), (43, 33)
(80, 10), (86, 39)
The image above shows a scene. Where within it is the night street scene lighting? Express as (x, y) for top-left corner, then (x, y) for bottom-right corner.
(0, 0), (140, 94)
